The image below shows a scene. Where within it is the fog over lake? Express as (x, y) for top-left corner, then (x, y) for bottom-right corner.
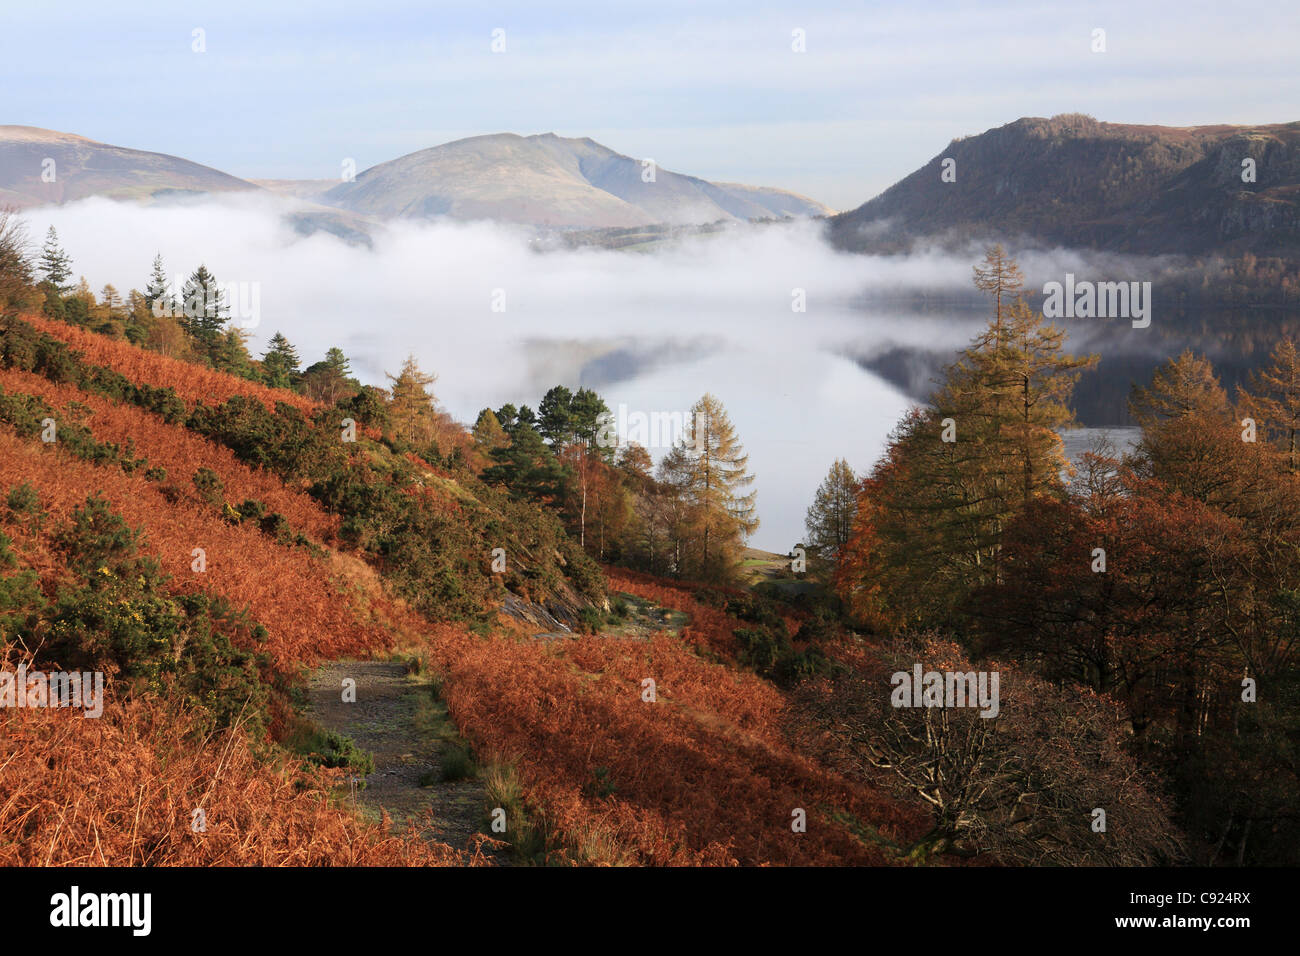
(31, 195), (1176, 551)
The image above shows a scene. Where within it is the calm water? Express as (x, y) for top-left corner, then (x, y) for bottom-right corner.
(1061, 426), (1141, 472)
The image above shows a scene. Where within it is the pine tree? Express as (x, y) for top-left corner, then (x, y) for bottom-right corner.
(179, 264), (229, 355)
(213, 327), (257, 380)
(483, 413), (564, 501)
(571, 387), (611, 456)
(260, 332), (302, 389)
(38, 226), (73, 293)
(805, 458), (858, 568)
(537, 385), (575, 446)
(302, 347), (358, 405)
(145, 253), (172, 313)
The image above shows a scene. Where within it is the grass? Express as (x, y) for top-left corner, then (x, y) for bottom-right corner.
(481, 760), (549, 863)
(407, 662), (480, 784)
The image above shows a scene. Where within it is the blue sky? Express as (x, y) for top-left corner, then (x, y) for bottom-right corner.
(3, 1), (1297, 209)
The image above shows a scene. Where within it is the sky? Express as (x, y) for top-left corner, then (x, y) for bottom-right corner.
(2, 1), (1297, 211)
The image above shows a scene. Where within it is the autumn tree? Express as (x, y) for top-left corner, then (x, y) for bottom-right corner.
(385, 354), (439, 446)
(971, 242), (1023, 345)
(804, 458), (858, 574)
(471, 408), (509, 452)
(660, 393), (758, 581)
(836, 248), (1092, 626)
(1239, 338), (1300, 473)
(1128, 350), (1268, 513)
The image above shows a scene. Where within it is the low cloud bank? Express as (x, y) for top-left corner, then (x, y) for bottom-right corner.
(30, 195), (1145, 550)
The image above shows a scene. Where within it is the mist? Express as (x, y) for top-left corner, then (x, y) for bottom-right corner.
(33, 194), (1013, 552)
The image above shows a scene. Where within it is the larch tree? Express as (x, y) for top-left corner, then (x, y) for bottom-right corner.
(662, 393), (759, 581)
(1128, 350), (1247, 509)
(385, 354), (439, 446)
(1240, 338), (1300, 473)
(972, 243), (1024, 346)
(804, 458), (858, 571)
(471, 408), (509, 452)
(835, 248), (1091, 626)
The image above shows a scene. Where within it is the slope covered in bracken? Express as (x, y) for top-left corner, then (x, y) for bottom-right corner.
(412, 573), (929, 865)
(0, 681), (467, 866)
(0, 427), (388, 669)
(18, 312), (319, 414)
(0, 365), (339, 541)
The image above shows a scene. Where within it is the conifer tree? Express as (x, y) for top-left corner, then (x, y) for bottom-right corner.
(38, 226), (73, 293)
(179, 264), (229, 356)
(472, 408), (509, 452)
(260, 332), (302, 389)
(0, 208), (32, 307)
(662, 393), (758, 580)
(1241, 338), (1300, 473)
(145, 253), (172, 313)
(385, 354), (439, 445)
(805, 458), (858, 569)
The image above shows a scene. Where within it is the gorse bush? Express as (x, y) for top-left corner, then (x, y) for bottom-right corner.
(4, 493), (277, 738)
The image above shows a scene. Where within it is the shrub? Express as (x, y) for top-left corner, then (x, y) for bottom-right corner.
(192, 467), (224, 505)
(5, 481), (39, 516)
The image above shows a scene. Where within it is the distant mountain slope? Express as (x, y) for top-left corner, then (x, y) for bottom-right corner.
(324, 132), (834, 228)
(828, 114), (1300, 257)
(0, 125), (257, 208)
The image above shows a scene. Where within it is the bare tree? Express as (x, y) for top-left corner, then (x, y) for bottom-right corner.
(803, 634), (1185, 865)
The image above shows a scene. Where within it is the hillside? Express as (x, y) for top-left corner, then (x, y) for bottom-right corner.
(0, 300), (928, 866)
(0, 126), (257, 209)
(323, 132), (834, 228)
(828, 114), (1300, 257)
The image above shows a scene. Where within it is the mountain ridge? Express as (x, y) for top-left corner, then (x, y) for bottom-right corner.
(828, 114), (1300, 257)
(0, 126), (832, 229)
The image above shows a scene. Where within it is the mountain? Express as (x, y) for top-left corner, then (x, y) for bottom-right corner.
(828, 114), (1300, 257)
(323, 132), (834, 228)
(0, 125), (257, 208)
